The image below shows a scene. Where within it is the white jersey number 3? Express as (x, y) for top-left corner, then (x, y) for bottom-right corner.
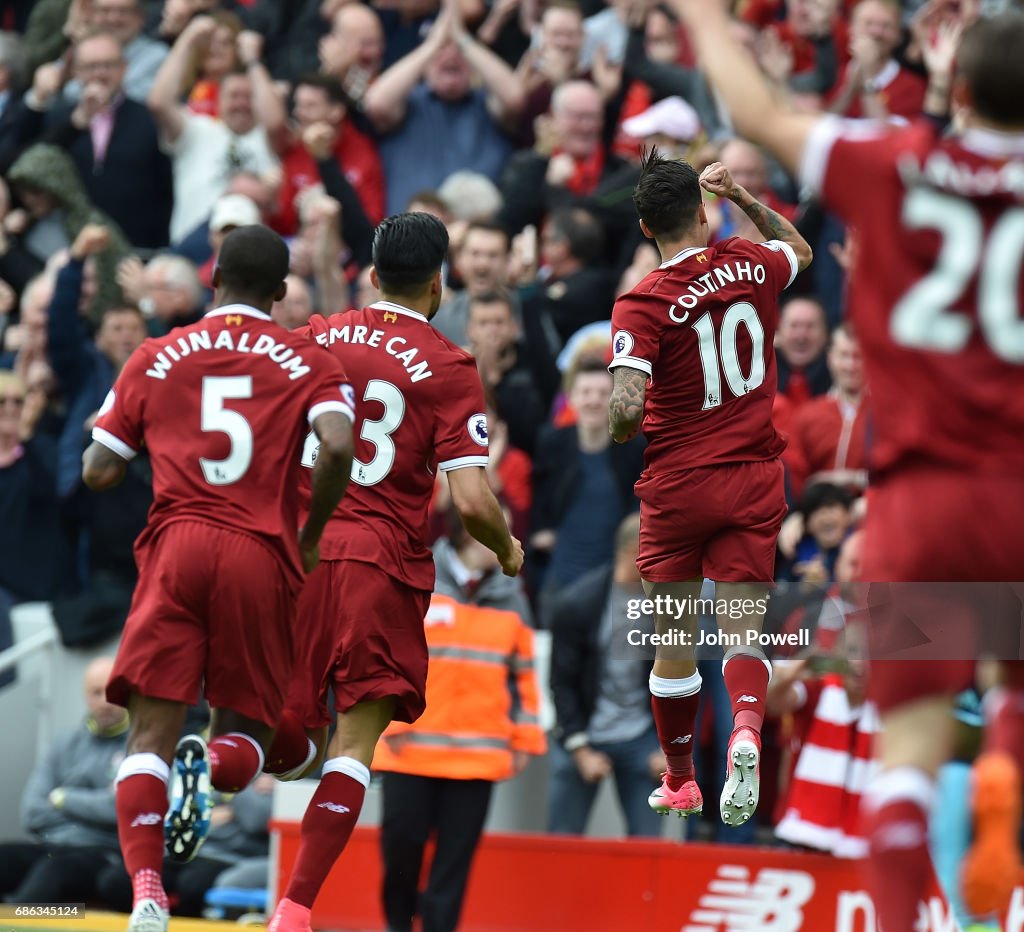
(892, 189), (1024, 363)
(301, 379), (406, 486)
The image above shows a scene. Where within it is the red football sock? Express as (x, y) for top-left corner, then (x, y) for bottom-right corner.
(723, 647), (771, 734)
(285, 757), (369, 909)
(209, 732), (263, 792)
(650, 672), (701, 784)
(265, 709), (316, 776)
(863, 768), (935, 932)
(115, 754), (171, 911)
(986, 686), (1024, 777)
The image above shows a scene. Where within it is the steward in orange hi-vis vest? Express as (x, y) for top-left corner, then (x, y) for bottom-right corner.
(372, 594), (547, 781)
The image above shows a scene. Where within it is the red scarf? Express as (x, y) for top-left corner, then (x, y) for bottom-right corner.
(553, 145), (606, 196)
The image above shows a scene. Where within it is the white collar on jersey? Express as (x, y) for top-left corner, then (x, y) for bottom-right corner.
(863, 58), (900, 93)
(961, 127), (1024, 158)
(659, 246), (707, 269)
(205, 304), (272, 321)
(370, 300), (428, 321)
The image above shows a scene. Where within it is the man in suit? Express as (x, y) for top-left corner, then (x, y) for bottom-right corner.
(45, 31), (173, 251)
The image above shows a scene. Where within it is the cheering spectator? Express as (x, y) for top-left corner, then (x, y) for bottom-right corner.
(196, 192), (261, 288)
(273, 73), (383, 241)
(55, 0), (168, 104)
(532, 357), (644, 621)
(769, 645), (877, 857)
(6, 144), (128, 321)
(148, 16), (282, 244)
(33, 32), (173, 251)
(433, 221), (517, 345)
(0, 176), (45, 300)
(775, 296), (831, 411)
(272, 273), (316, 330)
(0, 367), (65, 603)
(548, 513), (664, 837)
(785, 323), (867, 499)
(116, 253), (204, 336)
(0, 657), (128, 903)
(181, 10), (242, 117)
(499, 80), (640, 269)
(466, 289), (558, 456)
(364, 0), (526, 215)
(711, 138), (797, 245)
(829, 0), (926, 120)
(780, 483), (855, 588)
(318, 1), (386, 110)
(529, 206), (618, 349)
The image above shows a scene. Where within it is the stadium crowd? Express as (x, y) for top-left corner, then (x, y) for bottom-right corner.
(0, 0), (1014, 925)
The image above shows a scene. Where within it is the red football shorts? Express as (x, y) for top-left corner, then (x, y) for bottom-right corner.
(635, 459), (786, 583)
(286, 559), (431, 728)
(107, 520), (294, 726)
(863, 469), (1024, 712)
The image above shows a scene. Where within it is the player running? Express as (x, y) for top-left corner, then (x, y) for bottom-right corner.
(671, 2), (1024, 926)
(608, 152), (812, 827)
(82, 225), (355, 932)
(266, 212), (523, 932)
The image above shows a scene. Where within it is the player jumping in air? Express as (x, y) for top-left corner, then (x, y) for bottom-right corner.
(265, 212), (524, 932)
(82, 225), (355, 932)
(608, 152), (812, 827)
(672, 2), (1024, 925)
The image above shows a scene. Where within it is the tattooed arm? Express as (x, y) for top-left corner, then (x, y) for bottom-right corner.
(609, 366), (648, 443)
(699, 161), (813, 272)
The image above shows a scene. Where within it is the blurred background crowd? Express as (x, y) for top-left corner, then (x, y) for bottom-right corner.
(0, 0), (1010, 924)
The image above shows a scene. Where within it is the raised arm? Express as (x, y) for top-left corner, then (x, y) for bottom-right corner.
(447, 465), (524, 577)
(237, 31), (288, 152)
(668, 0), (819, 176)
(451, 6), (526, 124)
(608, 365), (647, 444)
(148, 15), (219, 144)
(699, 161), (813, 272)
(362, 12), (451, 134)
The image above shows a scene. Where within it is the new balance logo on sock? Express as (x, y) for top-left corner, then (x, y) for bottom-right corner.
(317, 801), (351, 814)
(670, 735), (692, 744)
(875, 820), (926, 851)
(738, 695), (759, 703)
(130, 812), (163, 827)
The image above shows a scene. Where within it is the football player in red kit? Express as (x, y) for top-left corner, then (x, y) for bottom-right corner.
(608, 152), (812, 827)
(672, 2), (1024, 925)
(82, 226), (355, 932)
(266, 212), (523, 932)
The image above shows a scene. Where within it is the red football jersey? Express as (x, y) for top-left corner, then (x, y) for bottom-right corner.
(800, 118), (1024, 477)
(299, 300), (490, 591)
(93, 305), (354, 588)
(610, 237), (798, 474)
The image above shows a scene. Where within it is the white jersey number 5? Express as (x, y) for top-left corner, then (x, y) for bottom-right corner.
(302, 379), (406, 486)
(892, 189), (1024, 363)
(200, 375), (253, 486)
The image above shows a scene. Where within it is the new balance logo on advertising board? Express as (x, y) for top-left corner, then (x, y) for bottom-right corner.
(682, 866), (813, 932)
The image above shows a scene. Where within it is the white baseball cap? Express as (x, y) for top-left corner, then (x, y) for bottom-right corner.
(209, 194), (261, 232)
(621, 96), (701, 142)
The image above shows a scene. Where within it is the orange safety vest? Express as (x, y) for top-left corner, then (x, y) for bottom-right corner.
(372, 594), (547, 781)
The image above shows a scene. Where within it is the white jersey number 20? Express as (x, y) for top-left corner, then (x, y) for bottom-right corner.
(892, 189), (1024, 363)
(302, 379), (406, 486)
